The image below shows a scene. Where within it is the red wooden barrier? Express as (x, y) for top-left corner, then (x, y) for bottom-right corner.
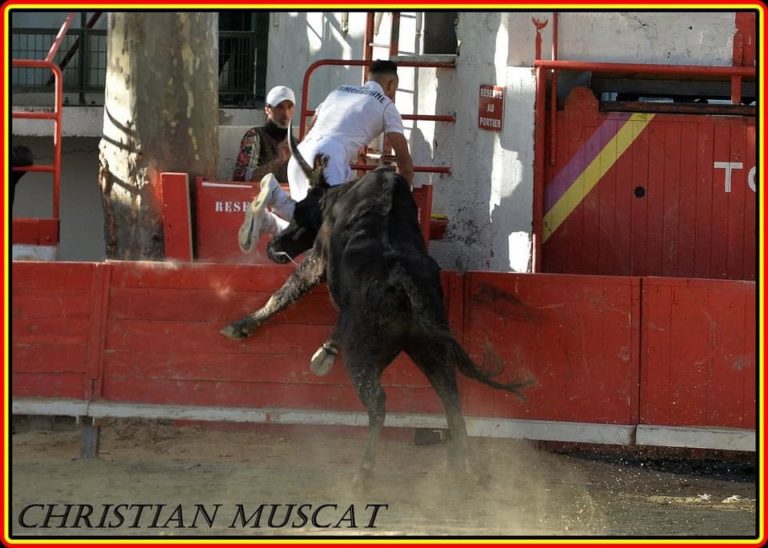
(460, 273), (640, 425)
(11, 262), (99, 400)
(10, 261), (756, 447)
(194, 178), (272, 264)
(640, 277), (756, 429)
(160, 173), (193, 261)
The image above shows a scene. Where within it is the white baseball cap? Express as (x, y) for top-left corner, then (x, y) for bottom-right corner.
(265, 85), (296, 107)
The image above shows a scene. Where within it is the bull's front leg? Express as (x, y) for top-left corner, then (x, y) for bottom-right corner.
(220, 250), (325, 340)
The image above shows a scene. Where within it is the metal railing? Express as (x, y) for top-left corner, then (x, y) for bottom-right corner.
(11, 27), (268, 106)
(12, 13), (73, 247)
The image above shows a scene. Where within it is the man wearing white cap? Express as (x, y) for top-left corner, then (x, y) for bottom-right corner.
(232, 85), (296, 183)
(235, 85), (299, 252)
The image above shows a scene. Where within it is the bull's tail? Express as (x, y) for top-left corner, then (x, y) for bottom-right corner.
(442, 331), (531, 398)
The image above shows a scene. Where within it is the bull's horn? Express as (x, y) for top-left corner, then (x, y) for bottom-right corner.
(288, 120), (313, 179)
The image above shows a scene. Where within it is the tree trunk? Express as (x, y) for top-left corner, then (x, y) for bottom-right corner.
(99, 12), (218, 260)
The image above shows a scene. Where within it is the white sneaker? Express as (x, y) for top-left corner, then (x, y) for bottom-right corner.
(237, 174), (280, 253)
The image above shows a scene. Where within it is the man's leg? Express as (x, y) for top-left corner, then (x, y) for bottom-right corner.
(238, 173), (294, 253)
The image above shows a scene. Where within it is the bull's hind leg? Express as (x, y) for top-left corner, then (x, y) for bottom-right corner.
(342, 338), (400, 492)
(406, 344), (491, 487)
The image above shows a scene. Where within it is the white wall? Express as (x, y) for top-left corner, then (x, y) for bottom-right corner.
(557, 12), (735, 64)
(265, 12), (367, 112)
(427, 13), (537, 273)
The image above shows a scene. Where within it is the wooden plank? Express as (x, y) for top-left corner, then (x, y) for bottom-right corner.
(640, 278), (756, 429)
(596, 118), (618, 275)
(639, 281), (672, 425)
(11, 288), (91, 320)
(11, 218), (59, 246)
(460, 273), (638, 424)
(11, 344), (89, 374)
(104, 319), (334, 356)
(108, 261), (295, 290)
(543, 99), (755, 281)
(107, 286), (336, 324)
(676, 120), (698, 277)
(629, 116), (650, 276)
(704, 283), (752, 427)
(743, 122), (757, 279)
(693, 119), (715, 278)
(100, 378), (444, 414)
(710, 122), (731, 277)
(612, 120), (633, 276)
(86, 263), (111, 400)
(13, 373), (88, 399)
(103, 348), (429, 389)
(84, 402), (639, 446)
(725, 121), (747, 280)
(660, 120), (681, 276)
(12, 318), (90, 345)
(11, 261), (95, 289)
(667, 283), (714, 424)
(644, 119), (665, 276)
(160, 172), (193, 261)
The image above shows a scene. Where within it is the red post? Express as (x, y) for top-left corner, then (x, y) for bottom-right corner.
(532, 66), (546, 273)
(160, 172), (193, 261)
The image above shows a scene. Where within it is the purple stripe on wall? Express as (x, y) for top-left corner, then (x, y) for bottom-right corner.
(544, 113), (631, 212)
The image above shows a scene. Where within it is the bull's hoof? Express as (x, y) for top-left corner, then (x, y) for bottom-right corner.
(219, 323), (249, 340)
(310, 343), (338, 376)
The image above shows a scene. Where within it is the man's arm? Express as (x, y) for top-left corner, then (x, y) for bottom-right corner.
(232, 130), (259, 181)
(387, 131), (414, 185)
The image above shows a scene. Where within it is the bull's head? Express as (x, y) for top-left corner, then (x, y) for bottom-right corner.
(266, 123), (331, 264)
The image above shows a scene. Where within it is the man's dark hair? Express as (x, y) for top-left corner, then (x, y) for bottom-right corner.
(369, 59), (398, 76)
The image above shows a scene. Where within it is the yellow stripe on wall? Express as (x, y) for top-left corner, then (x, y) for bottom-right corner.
(542, 113), (655, 242)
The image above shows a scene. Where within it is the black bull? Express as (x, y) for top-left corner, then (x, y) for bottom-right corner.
(221, 150), (529, 488)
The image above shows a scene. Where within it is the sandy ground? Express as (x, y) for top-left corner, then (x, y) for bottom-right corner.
(8, 417), (759, 540)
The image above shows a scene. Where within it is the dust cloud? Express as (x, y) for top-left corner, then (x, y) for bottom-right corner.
(10, 418), (756, 538)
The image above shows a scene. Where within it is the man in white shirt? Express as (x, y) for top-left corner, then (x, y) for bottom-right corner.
(288, 59), (414, 199)
(239, 60), (414, 252)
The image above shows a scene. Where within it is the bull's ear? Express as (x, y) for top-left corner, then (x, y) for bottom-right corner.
(314, 154), (329, 171)
(310, 154), (330, 188)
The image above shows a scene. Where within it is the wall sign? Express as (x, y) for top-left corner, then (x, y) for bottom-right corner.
(478, 84), (504, 131)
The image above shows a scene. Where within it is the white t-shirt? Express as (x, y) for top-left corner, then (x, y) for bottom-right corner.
(287, 80), (405, 201)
